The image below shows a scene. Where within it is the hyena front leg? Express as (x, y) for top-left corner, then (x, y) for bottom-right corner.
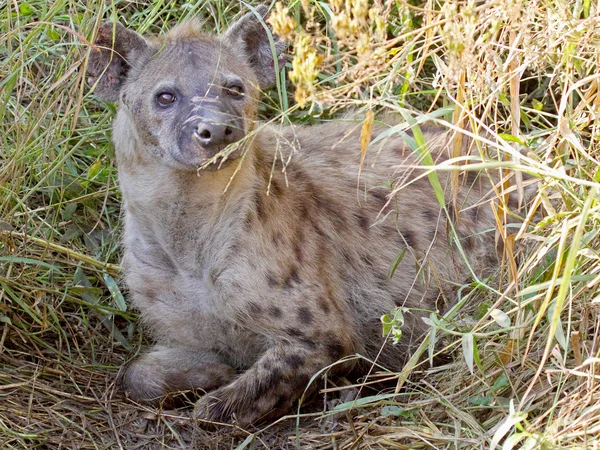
(121, 346), (235, 403)
(196, 339), (352, 426)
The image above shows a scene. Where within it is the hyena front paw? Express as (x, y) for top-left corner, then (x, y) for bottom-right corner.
(120, 346), (234, 404)
(195, 385), (289, 427)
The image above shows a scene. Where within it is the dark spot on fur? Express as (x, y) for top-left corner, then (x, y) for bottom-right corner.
(268, 368), (283, 385)
(465, 170), (479, 185)
(306, 182), (347, 231)
(370, 189), (389, 210)
(286, 327), (305, 338)
(286, 354), (305, 369)
(244, 213), (253, 230)
(248, 302), (262, 316)
(312, 223), (326, 238)
(269, 178), (282, 196)
(266, 272), (279, 287)
(283, 266), (301, 289)
(262, 360), (273, 371)
(446, 202), (458, 223)
(354, 211), (370, 231)
(485, 253), (498, 267)
(394, 297), (405, 307)
(132, 99), (143, 114)
(274, 394), (289, 409)
(361, 254), (374, 267)
(462, 234), (476, 251)
(341, 249), (354, 267)
(318, 296), (331, 314)
(297, 306), (313, 325)
(298, 203), (310, 222)
(402, 230), (417, 249)
(427, 291), (442, 309)
(324, 333), (346, 360)
(141, 127), (160, 147)
(253, 147), (266, 172)
(428, 229), (437, 242)
(256, 368), (282, 397)
(300, 337), (318, 349)
(469, 206), (480, 221)
(254, 191), (265, 221)
(294, 242), (303, 263)
(269, 305), (283, 318)
(508, 193), (521, 211)
(291, 164), (309, 183)
(422, 208), (437, 222)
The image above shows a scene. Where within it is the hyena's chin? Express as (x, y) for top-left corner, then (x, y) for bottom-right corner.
(168, 145), (244, 172)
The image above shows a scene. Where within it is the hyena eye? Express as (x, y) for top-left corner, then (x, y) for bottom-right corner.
(156, 92), (177, 107)
(224, 83), (244, 98)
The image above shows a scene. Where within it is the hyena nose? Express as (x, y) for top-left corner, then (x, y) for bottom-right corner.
(195, 121), (235, 149)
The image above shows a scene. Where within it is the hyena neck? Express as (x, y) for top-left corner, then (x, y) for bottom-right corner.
(118, 138), (265, 270)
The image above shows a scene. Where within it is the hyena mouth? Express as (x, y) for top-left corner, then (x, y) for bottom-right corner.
(195, 143), (245, 172)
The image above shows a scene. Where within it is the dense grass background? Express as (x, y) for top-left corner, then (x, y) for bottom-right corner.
(1, 0), (600, 448)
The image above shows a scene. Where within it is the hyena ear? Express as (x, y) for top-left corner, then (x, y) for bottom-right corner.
(223, 5), (287, 89)
(87, 22), (148, 102)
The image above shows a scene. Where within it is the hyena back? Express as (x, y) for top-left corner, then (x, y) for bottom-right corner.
(88, 7), (505, 426)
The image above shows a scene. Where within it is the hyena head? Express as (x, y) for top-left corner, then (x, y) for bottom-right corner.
(87, 6), (285, 170)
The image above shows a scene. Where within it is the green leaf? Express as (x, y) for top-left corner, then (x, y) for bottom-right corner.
(387, 248), (406, 279)
(594, 166), (600, 183)
(462, 333), (475, 374)
(47, 28), (61, 40)
(547, 302), (567, 351)
(381, 308), (406, 344)
(531, 99), (544, 111)
(235, 434), (255, 450)
(492, 373), (510, 393)
(332, 393), (399, 411)
(490, 309), (511, 328)
(490, 400), (528, 450)
(60, 224), (82, 244)
(427, 320), (437, 366)
(502, 432), (529, 450)
(468, 395), (492, 406)
(103, 274), (127, 311)
(380, 405), (407, 417)
(0, 256), (60, 272)
(498, 134), (526, 146)
(19, 3), (35, 15)
(63, 202), (78, 220)
(0, 313), (12, 325)
(75, 268), (131, 350)
(87, 160), (103, 180)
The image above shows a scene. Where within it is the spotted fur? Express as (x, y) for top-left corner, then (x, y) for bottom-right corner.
(88, 7), (508, 426)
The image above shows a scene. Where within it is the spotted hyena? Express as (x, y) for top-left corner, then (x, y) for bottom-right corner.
(87, 6), (508, 426)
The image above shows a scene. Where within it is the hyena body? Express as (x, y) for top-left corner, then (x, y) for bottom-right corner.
(88, 8), (500, 425)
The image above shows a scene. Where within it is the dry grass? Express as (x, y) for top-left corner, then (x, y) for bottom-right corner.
(2, 0), (600, 448)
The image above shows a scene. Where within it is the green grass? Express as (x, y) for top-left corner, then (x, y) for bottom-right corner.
(2, 0), (600, 448)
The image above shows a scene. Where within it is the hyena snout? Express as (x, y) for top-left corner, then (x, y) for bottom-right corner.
(193, 108), (241, 149)
(177, 105), (244, 166)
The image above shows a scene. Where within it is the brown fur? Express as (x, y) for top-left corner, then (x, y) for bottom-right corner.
(88, 7), (508, 426)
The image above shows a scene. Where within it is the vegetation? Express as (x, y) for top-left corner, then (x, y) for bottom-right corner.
(1, 0), (599, 448)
